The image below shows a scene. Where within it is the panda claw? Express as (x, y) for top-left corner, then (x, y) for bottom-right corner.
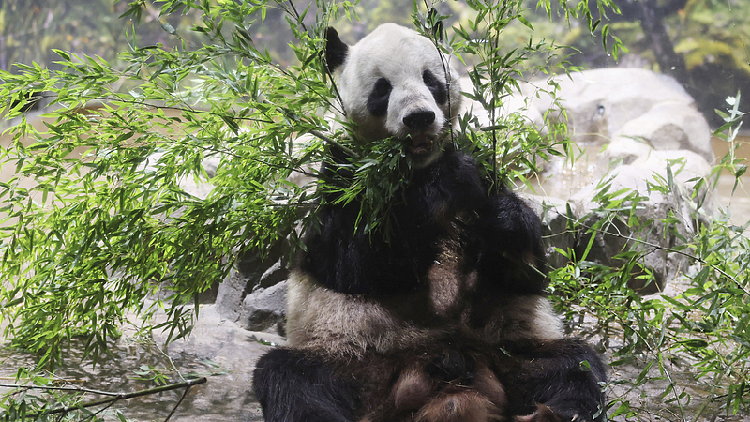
(514, 404), (563, 422)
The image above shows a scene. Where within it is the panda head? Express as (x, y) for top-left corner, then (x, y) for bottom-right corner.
(325, 23), (462, 169)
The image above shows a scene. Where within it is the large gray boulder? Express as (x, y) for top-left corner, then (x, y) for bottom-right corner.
(215, 250), (289, 332)
(514, 68), (716, 293)
(508, 68), (714, 163)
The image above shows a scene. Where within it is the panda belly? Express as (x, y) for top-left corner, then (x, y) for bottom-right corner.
(285, 270), (432, 357)
(286, 234), (563, 359)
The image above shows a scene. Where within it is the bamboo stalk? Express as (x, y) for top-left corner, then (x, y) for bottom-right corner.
(1, 377), (206, 419)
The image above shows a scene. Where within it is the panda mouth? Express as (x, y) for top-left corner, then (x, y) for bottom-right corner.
(406, 133), (435, 156)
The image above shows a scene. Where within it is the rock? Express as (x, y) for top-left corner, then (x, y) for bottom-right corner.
(148, 304), (283, 422)
(539, 146), (713, 293)
(597, 137), (654, 168)
(504, 68), (714, 161)
(555, 69), (697, 141)
(577, 166), (695, 292)
(614, 102), (713, 162)
(597, 138), (715, 215)
(242, 281), (288, 333)
(215, 248), (289, 332)
(512, 68), (717, 292)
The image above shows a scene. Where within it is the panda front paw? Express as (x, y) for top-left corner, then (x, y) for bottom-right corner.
(472, 191), (549, 293)
(490, 194), (545, 262)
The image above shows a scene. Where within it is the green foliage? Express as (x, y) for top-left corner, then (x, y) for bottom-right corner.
(447, 0), (572, 189)
(0, 0), (605, 370)
(0, 0), (213, 77)
(0, 369), (121, 422)
(0, 364), (206, 421)
(547, 95), (750, 418)
(1, 0), (748, 420)
(317, 136), (414, 239)
(0, 0), (349, 369)
(643, 0), (750, 76)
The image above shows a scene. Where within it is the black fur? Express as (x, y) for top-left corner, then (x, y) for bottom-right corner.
(254, 338), (606, 422)
(300, 147), (547, 297)
(253, 348), (358, 422)
(325, 27), (349, 73)
(252, 148), (607, 421)
(396, 336), (607, 422)
(367, 77), (392, 117)
(427, 346), (476, 384)
(423, 69), (448, 105)
(494, 339), (607, 421)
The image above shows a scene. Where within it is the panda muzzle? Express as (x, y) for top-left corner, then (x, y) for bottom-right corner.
(408, 133), (434, 156)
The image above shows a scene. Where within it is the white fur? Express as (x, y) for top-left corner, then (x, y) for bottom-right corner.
(286, 270), (431, 357)
(478, 295), (564, 342)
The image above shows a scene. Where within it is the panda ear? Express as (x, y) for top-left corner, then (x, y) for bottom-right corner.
(324, 27), (349, 73)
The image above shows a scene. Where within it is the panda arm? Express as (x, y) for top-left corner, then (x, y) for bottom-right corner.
(476, 186), (548, 293)
(421, 150), (547, 293)
(301, 201), (421, 295)
(300, 204), (379, 294)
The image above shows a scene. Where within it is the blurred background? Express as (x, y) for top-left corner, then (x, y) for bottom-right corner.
(2, 0), (748, 127)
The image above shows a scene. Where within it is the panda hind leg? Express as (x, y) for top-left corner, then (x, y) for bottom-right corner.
(500, 339), (607, 422)
(252, 347), (358, 422)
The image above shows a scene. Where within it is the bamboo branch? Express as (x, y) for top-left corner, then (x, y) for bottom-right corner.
(2, 377), (206, 419)
(0, 383), (120, 396)
(561, 214), (750, 295)
(164, 384), (193, 422)
(309, 129), (359, 159)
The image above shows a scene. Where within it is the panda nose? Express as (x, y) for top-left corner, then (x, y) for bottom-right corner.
(403, 111), (435, 129)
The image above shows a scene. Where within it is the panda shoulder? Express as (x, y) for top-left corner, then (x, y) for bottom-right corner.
(426, 149), (490, 198)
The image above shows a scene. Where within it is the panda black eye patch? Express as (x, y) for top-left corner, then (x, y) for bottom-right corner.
(367, 77), (392, 117)
(423, 69), (447, 105)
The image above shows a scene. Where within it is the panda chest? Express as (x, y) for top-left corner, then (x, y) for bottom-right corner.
(422, 213), (479, 321)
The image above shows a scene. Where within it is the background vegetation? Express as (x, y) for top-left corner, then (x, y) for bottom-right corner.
(0, 0), (749, 421)
(2, 0), (748, 123)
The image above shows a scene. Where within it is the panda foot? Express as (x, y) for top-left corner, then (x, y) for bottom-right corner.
(415, 390), (502, 422)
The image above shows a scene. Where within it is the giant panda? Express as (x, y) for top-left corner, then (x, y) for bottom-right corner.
(252, 23), (607, 422)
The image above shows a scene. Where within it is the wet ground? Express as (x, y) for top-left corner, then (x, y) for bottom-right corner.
(3, 292), (750, 421)
(0, 306), (278, 421)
